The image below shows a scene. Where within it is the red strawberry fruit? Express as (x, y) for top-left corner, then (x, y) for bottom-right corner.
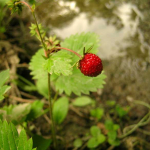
(79, 53), (103, 77)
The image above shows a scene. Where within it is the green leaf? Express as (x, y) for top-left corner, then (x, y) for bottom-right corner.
(29, 32), (106, 96)
(29, 49), (72, 79)
(53, 32), (106, 95)
(26, 101), (47, 121)
(107, 130), (117, 141)
(0, 103), (31, 125)
(115, 105), (128, 117)
(108, 138), (120, 146)
(53, 97), (69, 124)
(113, 124), (120, 131)
(54, 71), (106, 96)
(87, 137), (99, 148)
(43, 51), (72, 76)
(90, 126), (101, 137)
(33, 135), (51, 150)
(14, 75), (37, 92)
(73, 138), (82, 148)
(90, 108), (104, 120)
(72, 96), (92, 107)
(0, 120), (35, 150)
(0, 70), (11, 101)
(29, 49), (47, 79)
(106, 100), (116, 106)
(97, 134), (106, 144)
(105, 120), (114, 131)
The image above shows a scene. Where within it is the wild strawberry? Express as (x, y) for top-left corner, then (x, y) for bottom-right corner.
(79, 53), (103, 77)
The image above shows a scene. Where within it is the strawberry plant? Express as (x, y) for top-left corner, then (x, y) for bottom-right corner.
(0, 0), (149, 150)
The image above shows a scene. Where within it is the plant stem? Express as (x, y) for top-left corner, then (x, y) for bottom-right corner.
(48, 47), (82, 59)
(119, 111), (150, 139)
(15, 1), (32, 12)
(32, 12), (48, 51)
(17, 1), (48, 52)
(48, 73), (58, 149)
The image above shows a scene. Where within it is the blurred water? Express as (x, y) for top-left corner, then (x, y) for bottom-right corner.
(35, 0), (150, 101)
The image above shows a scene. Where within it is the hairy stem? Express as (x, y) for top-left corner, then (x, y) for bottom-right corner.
(15, 1), (32, 11)
(48, 73), (58, 149)
(32, 12), (48, 51)
(48, 47), (82, 59)
(17, 1), (48, 52)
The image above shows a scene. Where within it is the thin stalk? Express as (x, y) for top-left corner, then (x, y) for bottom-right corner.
(16, 1), (48, 51)
(32, 12), (48, 51)
(48, 47), (82, 59)
(48, 73), (58, 149)
(119, 111), (150, 139)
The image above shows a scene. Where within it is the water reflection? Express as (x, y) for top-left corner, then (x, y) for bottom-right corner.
(35, 0), (149, 61)
(35, 0), (150, 100)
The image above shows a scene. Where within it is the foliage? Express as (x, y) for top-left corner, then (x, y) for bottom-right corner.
(90, 108), (104, 120)
(53, 97), (69, 124)
(72, 96), (93, 107)
(29, 32), (106, 96)
(7, 0), (23, 14)
(0, 70), (11, 101)
(0, 100), (47, 125)
(87, 126), (106, 148)
(73, 138), (83, 148)
(105, 120), (120, 146)
(32, 135), (51, 150)
(0, 119), (36, 150)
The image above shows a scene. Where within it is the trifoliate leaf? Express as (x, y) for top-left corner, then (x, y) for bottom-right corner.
(29, 49), (72, 79)
(90, 108), (104, 120)
(54, 71), (106, 95)
(87, 137), (99, 148)
(0, 120), (35, 150)
(53, 32), (106, 95)
(43, 50), (72, 76)
(61, 32), (100, 62)
(29, 49), (46, 79)
(90, 126), (101, 137)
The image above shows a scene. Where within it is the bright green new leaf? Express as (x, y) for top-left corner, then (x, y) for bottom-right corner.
(53, 97), (69, 124)
(73, 138), (83, 148)
(90, 126), (101, 137)
(90, 108), (104, 120)
(33, 135), (52, 150)
(43, 50), (72, 76)
(87, 137), (99, 148)
(0, 69), (11, 101)
(72, 96), (92, 107)
(97, 134), (106, 144)
(29, 49), (72, 79)
(0, 120), (35, 150)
